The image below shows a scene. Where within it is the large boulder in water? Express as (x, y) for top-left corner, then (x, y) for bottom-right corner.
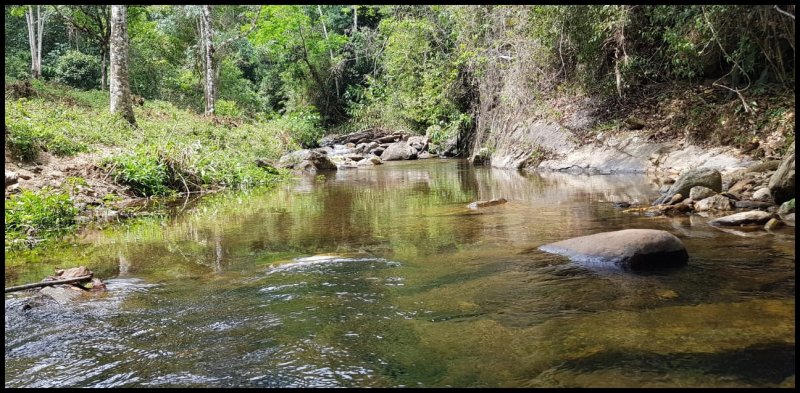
(381, 142), (417, 161)
(654, 168), (721, 205)
(538, 229), (688, 270)
(768, 145), (795, 204)
(277, 149), (337, 174)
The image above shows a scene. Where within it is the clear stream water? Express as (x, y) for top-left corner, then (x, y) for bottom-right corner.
(4, 159), (795, 388)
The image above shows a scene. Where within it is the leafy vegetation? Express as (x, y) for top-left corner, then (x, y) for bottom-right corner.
(54, 50), (101, 90)
(5, 188), (78, 246)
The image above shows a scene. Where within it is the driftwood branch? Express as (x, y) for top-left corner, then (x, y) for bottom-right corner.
(5, 275), (93, 293)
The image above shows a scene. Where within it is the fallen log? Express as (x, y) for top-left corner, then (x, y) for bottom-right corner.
(4, 275), (93, 293)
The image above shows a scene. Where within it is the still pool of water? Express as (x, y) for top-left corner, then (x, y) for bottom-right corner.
(5, 160), (795, 387)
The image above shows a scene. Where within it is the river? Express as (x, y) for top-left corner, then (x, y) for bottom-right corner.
(4, 159), (795, 387)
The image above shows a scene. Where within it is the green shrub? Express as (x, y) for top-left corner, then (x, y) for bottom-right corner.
(105, 149), (173, 197)
(215, 99), (242, 118)
(54, 50), (100, 90)
(5, 188), (78, 239)
(5, 101), (90, 160)
(5, 120), (40, 161)
(278, 108), (324, 148)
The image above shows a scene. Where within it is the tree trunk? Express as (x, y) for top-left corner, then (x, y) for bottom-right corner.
(201, 5), (216, 117)
(36, 5), (44, 76)
(353, 5), (358, 36)
(100, 49), (107, 89)
(25, 6), (43, 79)
(110, 5), (136, 125)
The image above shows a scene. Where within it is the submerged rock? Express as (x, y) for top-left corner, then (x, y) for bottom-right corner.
(38, 286), (85, 305)
(764, 218), (784, 231)
(467, 198), (507, 209)
(538, 229), (688, 270)
(357, 155), (383, 166)
(709, 211), (773, 227)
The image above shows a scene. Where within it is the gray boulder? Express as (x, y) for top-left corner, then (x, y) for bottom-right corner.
(5, 171), (19, 188)
(689, 186), (716, 201)
(694, 194), (734, 211)
(381, 142), (417, 161)
(768, 146), (795, 204)
(782, 213), (795, 227)
(709, 210), (773, 226)
(654, 168), (722, 205)
(777, 198), (795, 216)
(407, 136), (429, 152)
(357, 155), (383, 166)
(435, 135), (459, 157)
(277, 149), (337, 174)
(751, 187), (772, 202)
(538, 229), (688, 270)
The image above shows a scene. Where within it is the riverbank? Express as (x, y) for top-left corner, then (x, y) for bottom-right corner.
(4, 80), (297, 250)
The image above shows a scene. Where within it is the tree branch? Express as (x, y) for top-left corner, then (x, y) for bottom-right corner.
(702, 6), (753, 113)
(774, 5), (795, 20)
(5, 275), (93, 293)
(217, 5), (262, 52)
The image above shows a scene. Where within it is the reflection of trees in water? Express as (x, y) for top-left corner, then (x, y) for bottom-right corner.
(12, 162), (666, 278)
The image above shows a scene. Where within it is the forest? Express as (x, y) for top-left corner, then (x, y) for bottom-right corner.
(4, 5), (796, 389)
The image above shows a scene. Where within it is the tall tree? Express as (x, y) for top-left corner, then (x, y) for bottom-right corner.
(197, 5), (262, 116)
(54, 6), (111, 89)
(24, 5), (47, 78)
(110, 5), (136, 125)
(200, 5), (216, 116)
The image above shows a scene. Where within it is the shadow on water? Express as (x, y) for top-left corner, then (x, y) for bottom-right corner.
(533, 343), (795, 387)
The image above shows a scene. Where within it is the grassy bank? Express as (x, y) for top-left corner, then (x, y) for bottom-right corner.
(5, 79), (306, 250)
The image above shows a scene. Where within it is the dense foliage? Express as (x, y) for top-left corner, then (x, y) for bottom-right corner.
(5, 5), (795, 147)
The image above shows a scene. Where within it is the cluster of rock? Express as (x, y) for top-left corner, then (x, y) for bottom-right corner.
(644, 148), (795, 231)
(273, 129), (446, 174)
(14, 266), (107, 309)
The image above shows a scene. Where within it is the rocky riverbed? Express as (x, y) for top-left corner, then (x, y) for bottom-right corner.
(272, 128), (446, 174)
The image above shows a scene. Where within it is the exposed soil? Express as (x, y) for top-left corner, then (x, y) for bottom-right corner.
(4, 146), (143, 224)
(550, 82), (795, 161)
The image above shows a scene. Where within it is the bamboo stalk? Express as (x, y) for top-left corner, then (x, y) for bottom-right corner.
(4, 275), (93, 293)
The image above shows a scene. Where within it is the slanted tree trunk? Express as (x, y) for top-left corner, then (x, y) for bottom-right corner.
(110, 5), (136, 125)
(201, 5), (216, 117)
(25, 5), (45, 79)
